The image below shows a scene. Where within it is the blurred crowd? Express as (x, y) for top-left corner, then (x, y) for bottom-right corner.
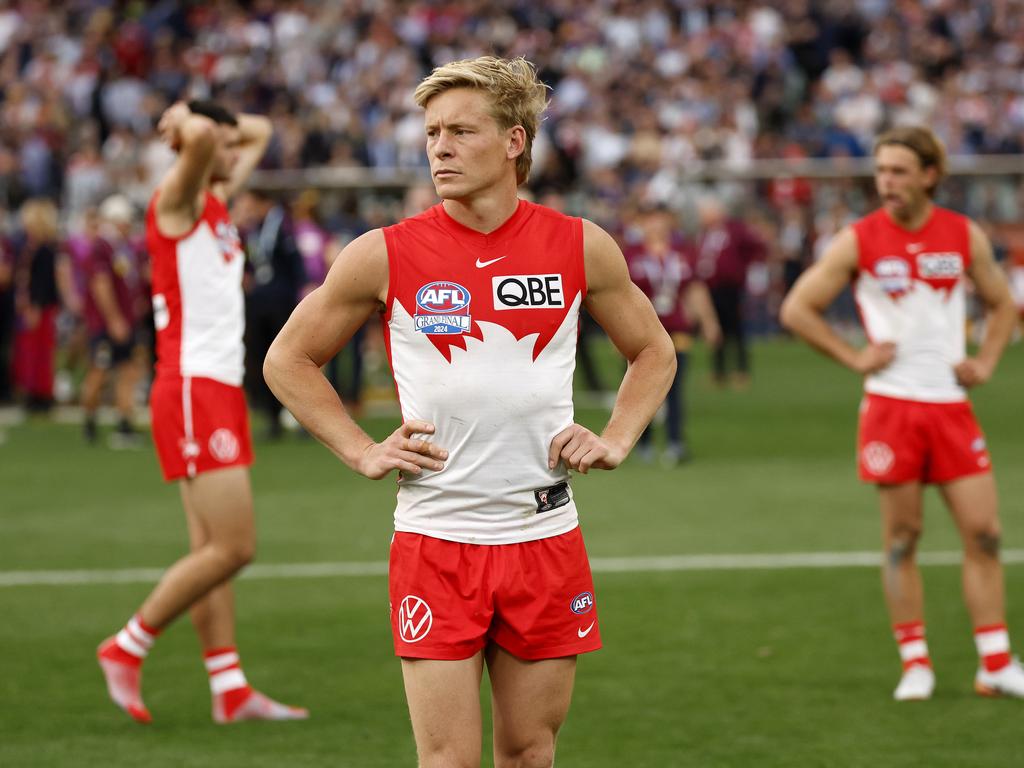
(2, 0), (1024, 416)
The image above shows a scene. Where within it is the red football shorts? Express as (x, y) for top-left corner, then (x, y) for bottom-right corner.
(388, 527), (602, 661)
(150, 375), (253, 482)
(857, 393), (991, 485)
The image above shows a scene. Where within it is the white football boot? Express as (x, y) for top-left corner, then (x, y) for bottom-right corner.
(975, 657), (1024, 698)
(893, 664), (935, 701)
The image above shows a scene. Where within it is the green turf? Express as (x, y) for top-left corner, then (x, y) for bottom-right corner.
(1, 338), (1022, 766)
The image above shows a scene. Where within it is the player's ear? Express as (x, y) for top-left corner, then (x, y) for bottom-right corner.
(507, 125), (526, 160)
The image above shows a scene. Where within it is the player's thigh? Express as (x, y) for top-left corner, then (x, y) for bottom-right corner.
(878, 482), (925, 544)
(940, 472), (1000, 543)
(487, 644), (576, 762)
(401, 654), (484, 766)
(183, 466), (255, 550)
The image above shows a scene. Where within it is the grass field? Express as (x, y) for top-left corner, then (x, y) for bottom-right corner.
(1, 338), (1023, 767)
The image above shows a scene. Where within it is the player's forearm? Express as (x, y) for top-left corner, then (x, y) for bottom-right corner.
(236, 114), (272, 150)
(601, 337), (676, 454)
(975, 297), (1017, 371)
(780, 301), (860, 371)
(263, 351), (374, 469)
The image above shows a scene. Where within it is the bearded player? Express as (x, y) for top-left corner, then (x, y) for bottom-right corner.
(265, 57), (674, 766)
(782, 126), (1022, 701)
(96, 100), (308, 724)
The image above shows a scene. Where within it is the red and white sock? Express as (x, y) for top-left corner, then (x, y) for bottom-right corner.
(205, 647), (252, 717)
(103, 614), (160, 666)
(894, 620), (931, 670)
(975, 623), (1012, 672)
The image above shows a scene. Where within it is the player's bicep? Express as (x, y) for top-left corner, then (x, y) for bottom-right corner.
(582, 220), (668, 362)
(159, 118), (216, 213)
(784, 227), (859, 312)
(271, 230), (388, 367)
(966, 222), (1013, 308)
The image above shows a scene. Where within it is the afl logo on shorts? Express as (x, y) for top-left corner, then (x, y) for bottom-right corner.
(862, 441), (894, 476)
(570, 591), (595, 615)
(208, 428), (240, 463)
(413, 281), (472, 335)
(398, 595), (433, 643)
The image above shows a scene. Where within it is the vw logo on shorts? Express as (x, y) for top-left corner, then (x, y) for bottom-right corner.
(208, 428), (240, 463)
(862, 441), (894, 476)
(398, 595), (433, 643)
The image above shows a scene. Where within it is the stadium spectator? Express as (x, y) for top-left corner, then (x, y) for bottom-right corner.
(10, 198), (75, 412)
(234, 188), (305, 439)
(781, 126), (1024, 701)
(0, 234), (13, 402)
(79, 196), (145, 448)
(96, 100), (307, 724)
(694, 194), (766, 388)
(626, 203), (720, 464)
(264, 56), (675, 767)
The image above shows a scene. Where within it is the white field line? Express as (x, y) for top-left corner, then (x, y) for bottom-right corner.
(2, 549), (1024, 588)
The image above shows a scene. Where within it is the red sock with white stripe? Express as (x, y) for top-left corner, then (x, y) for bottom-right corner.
(97, 614), (161, 723)
(894, 620), (931, 670)
(205, 646), (309, 723)
(975, 623), (1012, 672)
(205, 647), (252, 719)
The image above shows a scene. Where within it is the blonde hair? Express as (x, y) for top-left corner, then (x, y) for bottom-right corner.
(20, 198), (59, 242)
(414, 56), (550, 185)
(874, 126), (948, 197)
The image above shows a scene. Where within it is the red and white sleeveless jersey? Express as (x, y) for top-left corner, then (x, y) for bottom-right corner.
(852, 206), (971, 403)
(382, 200), (586, 545)
(146, 191), (246, 386)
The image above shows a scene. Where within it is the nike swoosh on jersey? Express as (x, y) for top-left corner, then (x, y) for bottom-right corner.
(476, 255), (508, 268)
(577, 621), (596, 638)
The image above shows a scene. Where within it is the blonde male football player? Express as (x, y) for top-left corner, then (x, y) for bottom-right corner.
(265, 57), (674, 767)
(782, 126), (1022, 701)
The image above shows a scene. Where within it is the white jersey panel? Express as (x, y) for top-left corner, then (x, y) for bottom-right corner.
(177, 222), (245, 386)
(389, 293), (582, 545)
(856, 274), (966, 403)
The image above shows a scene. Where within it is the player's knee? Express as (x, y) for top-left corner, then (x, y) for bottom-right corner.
(968, 526), (1001, 559)
(495, 741), (556, 768)
(887, 523), (922, 562)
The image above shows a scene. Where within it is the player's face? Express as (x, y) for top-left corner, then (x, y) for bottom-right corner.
(211, 125), (241, 183)
(424, 88), (518, 200)
(874, 144), (935, 221)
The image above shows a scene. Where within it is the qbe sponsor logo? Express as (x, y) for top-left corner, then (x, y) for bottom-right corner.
(917, 252), (963, 279)
(209, 428), (240, 463)
(570, 591), (595, 615)
(414, 281), (472, 335)
(398, 595), (433, 643)
(492, 274), (564, 310)
(862, 441), (895, 476)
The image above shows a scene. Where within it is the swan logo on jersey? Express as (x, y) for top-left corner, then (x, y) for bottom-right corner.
(414, 281), (472, 335)
(917, 252), (963, 280)
(397, 595), (433, 643)
(874, 258), (911, 296)
(570, 592), (595, 615)
(215, 221), (244, 264)
(862, 441), (895, 476)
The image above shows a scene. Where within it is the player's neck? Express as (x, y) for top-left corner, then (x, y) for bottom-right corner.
(441, 189), (520, 235)
(885, 199), (933, 232)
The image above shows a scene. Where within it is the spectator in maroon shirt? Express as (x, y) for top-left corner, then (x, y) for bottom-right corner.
(0, 236), (14, 403)
(626, 205), (720, 464)
(11, 199), (76, 411)
(694, 195), (767, 388)
(80, 197), (144, 447)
